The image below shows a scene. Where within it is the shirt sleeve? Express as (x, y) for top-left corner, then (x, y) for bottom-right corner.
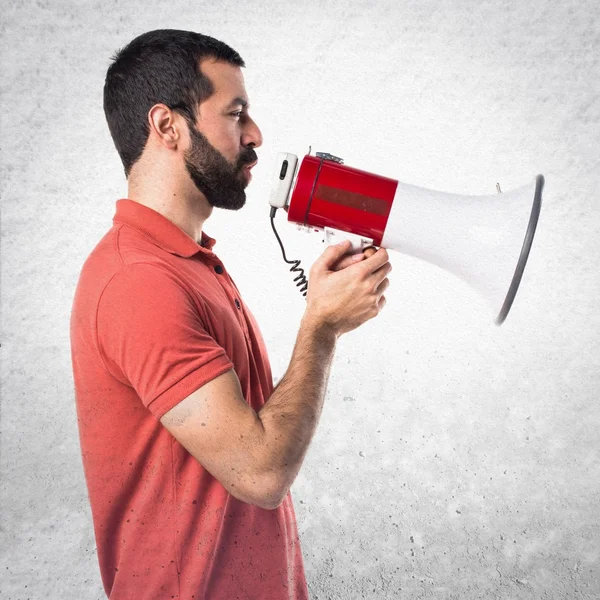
(96, 262), (234, 419)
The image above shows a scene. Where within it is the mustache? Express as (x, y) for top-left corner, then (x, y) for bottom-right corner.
(237, 147), (258, 169)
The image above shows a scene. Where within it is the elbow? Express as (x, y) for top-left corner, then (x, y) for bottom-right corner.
(261, 490), (287, 510)
(257, 494), (286, 511)
(255, 498), (280, 511)
(254, 472), (289, 510)
(226, 467), (290, 510)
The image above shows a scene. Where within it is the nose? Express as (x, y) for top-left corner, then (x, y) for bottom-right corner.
(242, 115), (263, 149)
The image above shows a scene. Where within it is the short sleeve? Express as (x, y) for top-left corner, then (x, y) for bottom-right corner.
(96, 262), (234, 418)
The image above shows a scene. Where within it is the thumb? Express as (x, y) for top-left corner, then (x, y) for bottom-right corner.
(316, 240), (353, 272)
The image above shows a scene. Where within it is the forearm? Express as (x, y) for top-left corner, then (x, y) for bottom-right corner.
(258, 312), (337, 499)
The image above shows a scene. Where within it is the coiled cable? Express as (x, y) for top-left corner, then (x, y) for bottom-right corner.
(270, 207), (308, 298)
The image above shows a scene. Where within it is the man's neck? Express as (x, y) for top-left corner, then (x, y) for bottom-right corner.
(127, 171), (213, 244)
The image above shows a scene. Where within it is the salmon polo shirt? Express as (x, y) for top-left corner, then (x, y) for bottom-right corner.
(69, 199), (309, 600)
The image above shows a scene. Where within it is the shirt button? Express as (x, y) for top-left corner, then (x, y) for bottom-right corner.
(214, 265), (224, 274)
(235, 299), (241, 309)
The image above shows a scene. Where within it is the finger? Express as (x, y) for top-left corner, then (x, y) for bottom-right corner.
(368, 261), (392, 289)
(313, 240), (353, 272)
(359, 248), (390, 274)
(376, 277), (390, 297)
(331, 252), (365, 272)
(377, 295), (387, 311)
(362, 246), (378, 259)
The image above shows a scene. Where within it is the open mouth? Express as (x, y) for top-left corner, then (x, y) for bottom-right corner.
(240, 165), (253, 182)
(241, 161), (257, 181)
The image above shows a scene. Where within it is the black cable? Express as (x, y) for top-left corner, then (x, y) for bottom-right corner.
(270, 207), (308, 298)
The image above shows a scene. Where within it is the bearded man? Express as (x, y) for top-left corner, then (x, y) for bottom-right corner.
(70, 28), (390, 600)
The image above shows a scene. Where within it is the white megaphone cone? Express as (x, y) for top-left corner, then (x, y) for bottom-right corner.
(381, 177), (543, 324)
(269, 151), (543, 325)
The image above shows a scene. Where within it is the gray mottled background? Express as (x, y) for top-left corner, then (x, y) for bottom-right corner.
(2, 0), (599, 598)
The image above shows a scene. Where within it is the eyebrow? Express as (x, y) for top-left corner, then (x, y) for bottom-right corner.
(226, 96), (249, 109)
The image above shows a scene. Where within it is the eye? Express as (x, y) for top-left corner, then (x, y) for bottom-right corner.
(230, 110), (243, 118)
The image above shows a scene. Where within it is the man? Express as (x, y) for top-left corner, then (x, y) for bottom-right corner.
(70, 29), (391, 600)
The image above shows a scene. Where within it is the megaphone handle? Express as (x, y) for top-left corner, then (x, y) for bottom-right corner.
(322, 227), (374, 254)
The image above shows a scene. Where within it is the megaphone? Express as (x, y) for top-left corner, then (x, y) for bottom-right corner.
(268, 151), (543, 325)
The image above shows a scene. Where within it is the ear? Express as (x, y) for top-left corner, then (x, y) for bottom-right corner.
(147, 104), (184, 151)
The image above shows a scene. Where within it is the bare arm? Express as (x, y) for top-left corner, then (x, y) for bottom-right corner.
(160, 242), (390, 509)
(256, 313), (337, 505)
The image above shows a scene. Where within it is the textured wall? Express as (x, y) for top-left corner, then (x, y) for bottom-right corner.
(2, 1), (599, 598)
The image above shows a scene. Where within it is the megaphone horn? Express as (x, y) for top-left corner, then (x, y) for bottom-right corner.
(269, 152), (543, 325)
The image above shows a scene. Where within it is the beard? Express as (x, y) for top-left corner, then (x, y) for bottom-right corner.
(183, 123), (257, 211)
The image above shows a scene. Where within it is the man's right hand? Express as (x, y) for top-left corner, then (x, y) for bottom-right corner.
(305, 240), (391, 337)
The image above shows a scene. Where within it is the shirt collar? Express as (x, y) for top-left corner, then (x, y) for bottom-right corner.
(112, 199), (217, 257)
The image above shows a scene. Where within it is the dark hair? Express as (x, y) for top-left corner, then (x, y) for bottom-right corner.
(103, 29), (245, 177)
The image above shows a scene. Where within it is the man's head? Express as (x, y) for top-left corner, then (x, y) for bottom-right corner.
(103, 29), (262, 210)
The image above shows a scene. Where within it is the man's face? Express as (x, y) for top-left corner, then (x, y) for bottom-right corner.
(183, 58), (262, 210)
